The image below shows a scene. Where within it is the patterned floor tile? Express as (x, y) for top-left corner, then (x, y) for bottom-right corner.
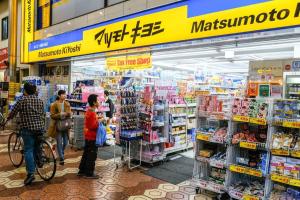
(144, 189), (167, 199)
(4, 180), (24, 189)
(166, 191), (189, 200)
(158, 183), (179, 192)
(103, 184), (124, 193)
(128, 195), (153, 200)
(178, 185), (196, 195)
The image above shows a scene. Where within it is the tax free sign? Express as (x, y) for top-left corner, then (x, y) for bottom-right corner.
(22, 0), (300, 63)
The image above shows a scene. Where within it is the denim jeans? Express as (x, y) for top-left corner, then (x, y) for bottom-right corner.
(20, 129), (36, 175)
(56, 131), (68, 160)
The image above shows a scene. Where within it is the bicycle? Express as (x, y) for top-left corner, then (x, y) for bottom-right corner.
(1, 116), (57, 181)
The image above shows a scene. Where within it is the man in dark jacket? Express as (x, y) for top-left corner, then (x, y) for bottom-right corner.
(8, 83), (45, 185)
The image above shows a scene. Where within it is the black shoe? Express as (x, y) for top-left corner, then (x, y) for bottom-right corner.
(84, 173), (100, 179)
(59, 159), (64, 166)
(77, 171), (85, 177)
(24, 174), (35, 186)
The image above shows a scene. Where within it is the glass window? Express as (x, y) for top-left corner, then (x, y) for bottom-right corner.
(1, 17), (8, 40)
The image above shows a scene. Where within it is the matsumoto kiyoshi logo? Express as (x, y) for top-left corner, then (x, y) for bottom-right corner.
(191, 2), (300, 33)
(94, 20), (165, 48)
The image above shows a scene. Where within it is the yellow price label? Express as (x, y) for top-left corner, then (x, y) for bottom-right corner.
(283, 121), (300, 129)
(271, 149), (289, 156)
(243, 195), (260, 200)
(197, 133), (211, 142)
(230, 165), (246, 174)
(233, 115), (250, 123)
(291, 151), (300, 158)
(289, 179), (300, 187)
(249, 118), (267, 125)
(248, 169), (263, 177)
(271, 174), (289, 184)
(240, 142), (257, 150)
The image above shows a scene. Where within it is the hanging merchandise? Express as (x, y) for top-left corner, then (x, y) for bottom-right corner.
(138, 85), (166, 163)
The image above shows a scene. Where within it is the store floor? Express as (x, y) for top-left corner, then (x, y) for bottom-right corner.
(0, 134), (196, 200)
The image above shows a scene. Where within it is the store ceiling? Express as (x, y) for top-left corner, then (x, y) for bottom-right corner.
(72, 34), (299, 75)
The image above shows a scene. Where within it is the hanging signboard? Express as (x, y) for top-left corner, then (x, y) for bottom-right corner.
(22, 0), (300, 63)
(105, 53), (152, 71)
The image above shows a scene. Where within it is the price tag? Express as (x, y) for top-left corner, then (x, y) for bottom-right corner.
(283, 121), (300, 128)
(291, 151), (300, 158)
(249, 118), (267, 125)
(243, 194), (260, 200)
(271, 174), (289, 184)
(230, 165), (246, 174)
(248, 169), (263, 177)
(240, 142), (257, 150)
(233, 115), (250, 123)
(210, 161), (225, 169)
(197, 133), (211, 142)
(271, 149), (289, 156)
(289, 179), (300, 187)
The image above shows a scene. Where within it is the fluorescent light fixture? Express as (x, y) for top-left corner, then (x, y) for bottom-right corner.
(294, 45), (300, 58)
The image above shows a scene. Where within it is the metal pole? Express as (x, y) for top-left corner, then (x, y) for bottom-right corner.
(8, 0), (18, 82)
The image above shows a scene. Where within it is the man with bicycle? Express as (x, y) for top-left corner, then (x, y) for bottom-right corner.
(8, 83), (45, 185)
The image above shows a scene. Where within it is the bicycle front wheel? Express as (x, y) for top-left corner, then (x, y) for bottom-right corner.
(36, 140), (56, 181)
(8, 132), (24, 168)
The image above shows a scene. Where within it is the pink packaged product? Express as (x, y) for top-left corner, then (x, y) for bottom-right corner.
(232, 98), (242, 115)
(271, 156), (287, 175)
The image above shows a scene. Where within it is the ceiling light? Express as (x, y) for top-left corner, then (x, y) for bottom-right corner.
(294, 45), (300, 58)
(224, 50), (235, 59)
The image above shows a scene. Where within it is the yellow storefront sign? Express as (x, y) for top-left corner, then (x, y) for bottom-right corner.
(22, 0), (300, 63)
(106, 54), (152, 71)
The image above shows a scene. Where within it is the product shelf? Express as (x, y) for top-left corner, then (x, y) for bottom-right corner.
(171, 113), (187, 117)
(271, 174), (300, 188)
(232, 115), (267, 125)
(229, 164), (264, 178)
(228, 189), (262, 200)
(271, 149), (300, 158)
(237, 141), (268, 151)
(171, 130), (186, 135)
(169, 104), (187, 108)
(196, 156), (226, 169)
(196, 132), (226, 144)
(192, 179), (225, 194)
(172, 122), (186, 127)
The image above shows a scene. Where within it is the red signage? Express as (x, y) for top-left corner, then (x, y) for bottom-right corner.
(0, 48), (8, 69)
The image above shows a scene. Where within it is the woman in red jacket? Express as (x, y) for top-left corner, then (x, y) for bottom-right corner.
(78, 94), (101, 179)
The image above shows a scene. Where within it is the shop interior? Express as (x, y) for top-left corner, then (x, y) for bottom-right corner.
(4, 31), (300, 199)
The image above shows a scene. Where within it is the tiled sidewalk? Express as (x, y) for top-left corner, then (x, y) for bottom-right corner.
(0, 135), (196, 200)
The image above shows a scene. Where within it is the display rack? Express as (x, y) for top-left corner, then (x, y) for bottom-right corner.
(115, 87), (143, 169)
(192, 96), (300, 200)
(192, 95), (231, 196)
(139, 85), (167, 164)
(269, 99), (300, 200)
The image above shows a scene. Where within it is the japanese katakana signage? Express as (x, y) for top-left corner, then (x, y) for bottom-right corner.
(22, 0), (300, 63)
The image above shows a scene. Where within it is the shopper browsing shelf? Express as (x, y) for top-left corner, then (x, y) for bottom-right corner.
(104, 90), (114, 134)
(48, 90), (72, 166)
(8, 83), (45, 185)
(78, 94), (103, 179)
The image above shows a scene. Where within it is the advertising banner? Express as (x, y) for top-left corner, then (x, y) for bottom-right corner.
(106, 53), (152, 71)
(22, 0), (300, 63)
